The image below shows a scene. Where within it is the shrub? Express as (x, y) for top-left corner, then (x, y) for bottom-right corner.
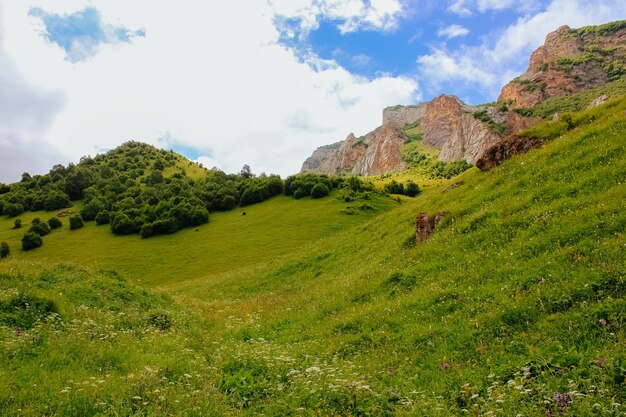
(13, 219), (22, 229)
(0, 242), (9, 258)
(80, 199), (105, 221)
(111, 213), (139, 235)
(21, 232), (43, 251)
(95, 210), (111, 225)
(4, 202), (24, 217)
(43, 191), (71, 211)
(310, 183), (330, 198)
(405, 181), (420, 197)
(69, 214), (84, 230)
(140, 218), (179, 238)
(47, 217), (62, 229)
(29, 222), (51, 236)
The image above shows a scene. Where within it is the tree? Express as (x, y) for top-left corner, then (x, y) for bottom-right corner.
(21, 232), (42, 251)
(47, 217), (62, 229)
(13, 219), (22, 229)
(111, 213), (139, 234)
(310, 183), (330, 198)
(95, 210), (111, 225)
(405, 181), (420, 197)
(43, 191), (72, 211)
(29, 222), (51, 237)
(80, 199), (104, 221)
(4, 203), (25, 217)
(239, 164), (254, 179)
(0, 242), (9, 258)
(69, 214), (84, 230)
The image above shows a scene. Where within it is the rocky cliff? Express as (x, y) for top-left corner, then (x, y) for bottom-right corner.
(499, 21), (626, 109)
(302, 126), (407, 176)
(421, 95), (500, 163)
(301, 20), (626, 176)
(382, 104), (426, 128)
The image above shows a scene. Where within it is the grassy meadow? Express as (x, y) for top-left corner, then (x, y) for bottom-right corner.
(0, 97), (625, 415)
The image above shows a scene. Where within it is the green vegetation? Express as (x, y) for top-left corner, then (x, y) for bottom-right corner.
(403, 120), (423, 143)
(47, 217), (62, 229)
(0, 242), (8, 258)
(471, 109), (507, 135)
(383, 179), (420, 197)
(514, 77), (626, 118)
(0, 97), (624, 415)
(21, 231), (42, 251)
(401, 141), (472, 179)
(512, 78), (548, 92)
(571, 20), (626, 37)
(69, 214), (84, 230)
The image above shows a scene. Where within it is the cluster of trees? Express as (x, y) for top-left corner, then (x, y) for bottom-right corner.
(19, 216), (68, 251)
(383, 180), (420, 197)
(1, 142), (421, 242)
(0, 143), (290, 239)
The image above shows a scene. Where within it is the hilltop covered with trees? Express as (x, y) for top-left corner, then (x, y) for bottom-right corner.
(0, 142), (390, 243)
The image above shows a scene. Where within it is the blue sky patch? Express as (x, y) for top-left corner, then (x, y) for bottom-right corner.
(276, 4), (540, 104)
(29, 7), (145, 63)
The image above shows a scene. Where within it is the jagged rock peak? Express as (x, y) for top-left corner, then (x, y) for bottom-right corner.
(499, 20), (626, 109)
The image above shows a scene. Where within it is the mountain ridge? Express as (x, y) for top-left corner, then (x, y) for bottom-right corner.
(301, 20), (626, 176)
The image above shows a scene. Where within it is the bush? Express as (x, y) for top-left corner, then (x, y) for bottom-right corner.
(405, 181), (420, 197)
(80, 199), (105, 221)
(43, 191), (71, 211)
(13, 219), (22, 229)
(21, 232), (43, 251)
(140, 218), (179, 238)
(69, 214), (84, 230)
(111, 213), (139, 235)
(310, 183), (330, 198)
(0, 242), (9, 258)
(47, 217), (62, 229)
(95, 210), (111, 225)
(4, 202), (24, 217)
(29, 222), (51, 236)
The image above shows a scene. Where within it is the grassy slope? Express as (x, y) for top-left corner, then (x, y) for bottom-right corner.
(0, 97), (625, 416)
(0, 195), (397, 286)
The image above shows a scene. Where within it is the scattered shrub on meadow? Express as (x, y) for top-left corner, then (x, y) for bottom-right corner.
(29, 221), (51, 237)
(69, 214), (84, 230)
(13, 219), (21, 229)
(0, 242), (9, 258)
(47, 217), (62, 229)
(21, 232), (43, 251)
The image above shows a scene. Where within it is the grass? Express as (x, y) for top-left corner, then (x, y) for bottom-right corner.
(514, 77), (626, 118)
(0, 97), (625, 415)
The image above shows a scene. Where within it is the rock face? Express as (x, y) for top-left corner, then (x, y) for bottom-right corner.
(302, 126), (407, 176)
(302, 21), (626, 176)
(421, 95), (500, 163)
(415, 212), (447, 242)
(499, 22), (626, 109)
(382, 104), (426, 128)
(301, 142), (342, 173)
(475, 135), (543, 171)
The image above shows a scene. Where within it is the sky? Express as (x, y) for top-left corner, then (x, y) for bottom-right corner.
(0, 0), (625, 182)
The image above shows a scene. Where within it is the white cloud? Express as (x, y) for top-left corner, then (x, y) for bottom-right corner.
(421, 0), (626, 101)
(0, 0), (419, 180)
(270, 0), (406, 35)
(448, 0), (541, 16)
(0, 12), (66, 182)
(437, 24), (470, 38)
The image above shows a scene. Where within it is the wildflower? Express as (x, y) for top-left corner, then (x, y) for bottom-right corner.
(455, 363), (461, 370)
(599, 319), (607, 326)
(387, 365), (394, 376)
(16, 327), (22, 337)
(442, 362), (450, 371)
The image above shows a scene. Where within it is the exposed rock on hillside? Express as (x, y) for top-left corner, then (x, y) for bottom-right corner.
(499, 22), (626, 109)
(301, 142), (342, 173)
(382, 104), (426, 128)
(302, 126), (407, 176)
(421, 95), (500, 163)
(475, 135), (543, 171)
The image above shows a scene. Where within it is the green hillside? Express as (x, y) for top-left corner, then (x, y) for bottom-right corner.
(0, 97), (625, 416)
